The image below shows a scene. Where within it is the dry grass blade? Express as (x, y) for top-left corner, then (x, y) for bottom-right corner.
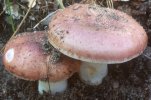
(33, 11), (57, 29)
(106, 0), (114, 8)
(0, 0), (37, 54)
(56, 0), (65, 9)
(0, 10), (5, 16)
(80, 0), (97, 4)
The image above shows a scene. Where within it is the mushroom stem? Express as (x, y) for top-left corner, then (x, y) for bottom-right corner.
(79, 62), (108, 85)
(38, 79), (67, 94)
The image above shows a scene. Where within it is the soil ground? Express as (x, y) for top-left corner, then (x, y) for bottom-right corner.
(0, 0), (151, 100)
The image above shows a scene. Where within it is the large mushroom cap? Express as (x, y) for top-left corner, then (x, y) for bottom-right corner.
(48, 4), (148, 63)
(3, 31), (81, 81)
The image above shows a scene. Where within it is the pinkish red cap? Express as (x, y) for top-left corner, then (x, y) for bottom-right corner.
(48, 4), (148, 63)
(3, 31), (81, 81)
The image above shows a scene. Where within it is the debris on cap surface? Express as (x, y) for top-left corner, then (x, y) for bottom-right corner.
(48, 4), (148, 63)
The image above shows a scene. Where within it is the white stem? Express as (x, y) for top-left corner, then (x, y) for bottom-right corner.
(38, 80), (67, 94)
(79, 62), (108, 85)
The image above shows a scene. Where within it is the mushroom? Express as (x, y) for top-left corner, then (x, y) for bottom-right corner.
(48, 4), (148, 85)
(3, 31), (81, 94)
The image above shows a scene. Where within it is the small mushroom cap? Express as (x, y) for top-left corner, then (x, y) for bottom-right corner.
(3, 42), (48, 80)
(3, 31), (81, 81)
(48, 4), (148, 63)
